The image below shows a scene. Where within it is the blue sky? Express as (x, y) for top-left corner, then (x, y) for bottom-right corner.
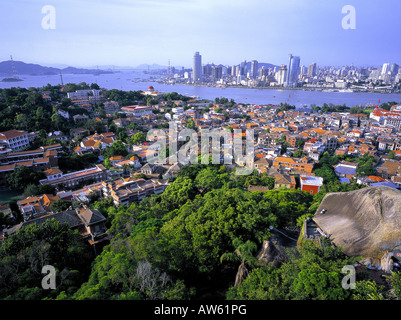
(1, 0), (400, 68)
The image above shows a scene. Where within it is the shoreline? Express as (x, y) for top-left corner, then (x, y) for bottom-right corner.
(157, 81), (400, 95)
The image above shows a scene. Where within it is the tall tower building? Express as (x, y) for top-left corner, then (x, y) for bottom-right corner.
(390, 63), (400, 76)
(250, 60), (259, 79)
(308, 63), (317, 77)
(192, 51), (202, 83)
(285, 54), (300, 87)
(276, 65), (287, 86)
(381, 63), (390, 76)
(240, 60), (247, 77)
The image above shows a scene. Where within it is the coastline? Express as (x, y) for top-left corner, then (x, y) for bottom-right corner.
(157, 81), (400, 95)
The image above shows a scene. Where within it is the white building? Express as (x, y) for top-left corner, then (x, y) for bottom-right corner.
(121, 105), (154, 117)
(0, 130), (30, 151)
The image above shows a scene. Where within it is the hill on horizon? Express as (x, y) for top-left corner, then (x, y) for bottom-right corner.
(0, 60), (114, 76)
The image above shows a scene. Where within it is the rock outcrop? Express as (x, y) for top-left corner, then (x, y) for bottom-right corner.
(314, 186), (401, 267)
(257, 227), (298, 267)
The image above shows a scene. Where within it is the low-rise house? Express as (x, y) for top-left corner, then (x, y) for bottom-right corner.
(274, 174), (296, 189)
(140, 163), (167, 178)
(254, 158), (270, 173)
(75, 132), (116, 155)
(163, 162), (184, 179)
(248, 185), (270, 193)
(272, 156), (315, 174)
(3, 205), (108, 248)
(376, 159), (401, 179)
(113, 118), (130, 128)
(39, 164), (107, 190)
(0, 157), (53, 186)
(17, 193), (60, 221)
(0, 129), (30, 151)
(102, 177), (169, 206)
(300, 175), (324, 195)
(334, 161), (358, 180)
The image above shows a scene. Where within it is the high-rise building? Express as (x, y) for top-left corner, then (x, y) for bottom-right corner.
(192, 51), (202, 83)
(381, 63), (391, 76)
(276, 65), (287, 86)
(250, 60), (259, 78)
(285, 54), (300, 87)
(240, 60), (247, 77)
(308, 63), (317, 77)
(390, 63), (399, 76)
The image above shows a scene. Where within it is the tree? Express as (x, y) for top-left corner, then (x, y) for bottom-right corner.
(7, 166), (46, 191)
(23, 183), (56, 197)
(51, 199), (73, 213)
(227, 240), (358, 300)
(104, 157), (112, 169)
(0, 219), (94, 300)
(130, 132), (146, 145)
(220, 238), (259, 287)
(103, 140), (128, 158)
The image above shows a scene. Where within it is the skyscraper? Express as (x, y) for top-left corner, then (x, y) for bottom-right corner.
(250, 60), (259, 79)
(276, 65), (287, 86)
(381, 63), (390, 76)
(192, 51), (202, 83)
(240, 60), (247, 77)
(285, 54), (300, 87)
(308, 63), (317, 77)
(390, 63), (399, 76)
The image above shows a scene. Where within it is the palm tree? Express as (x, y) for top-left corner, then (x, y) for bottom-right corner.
(220, 238), (259, 287)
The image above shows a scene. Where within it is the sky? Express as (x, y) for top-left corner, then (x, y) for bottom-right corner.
(1, 0), (400, 69)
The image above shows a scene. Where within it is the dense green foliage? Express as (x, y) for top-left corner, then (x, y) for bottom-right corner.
(3, 162), (397, 301)
(7, 166), (46, 191)
(1, 85), (400, 301)
(0, 219), (94, 300)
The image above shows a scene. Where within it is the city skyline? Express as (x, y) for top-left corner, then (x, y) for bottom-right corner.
(1, 0), (401, 69)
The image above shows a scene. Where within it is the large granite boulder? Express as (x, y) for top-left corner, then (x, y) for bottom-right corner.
(314, 186), (401, 268)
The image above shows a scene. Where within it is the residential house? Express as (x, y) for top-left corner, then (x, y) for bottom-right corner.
(102, 177), (169, 206)
(39, 164), (107, 190)
(272, 156), (315, 174)
(75, 132), (116, 155)
(0, 130), (30, 151)
(17, 194), (60, 221)
(376, 159), (401, 179)
(248, 185), (270, 193)
(334, 161), (358, 180)
(300, 175), (324, 195)
(3, 205), (108, 247)
(254, 158), (270, 173)
(163, 162), (184, 179)
(140, 163), (167, 178)
(274, 174), (296, 189)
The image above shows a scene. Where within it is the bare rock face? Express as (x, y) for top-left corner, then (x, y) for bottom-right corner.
(314, 186), (401, 266)
(381, 252), (394, 273)
(257, 239), (288, 267)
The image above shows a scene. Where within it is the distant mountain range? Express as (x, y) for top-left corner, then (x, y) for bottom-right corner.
(0, 60), (114, 76)
(0, 60), (280, 77)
